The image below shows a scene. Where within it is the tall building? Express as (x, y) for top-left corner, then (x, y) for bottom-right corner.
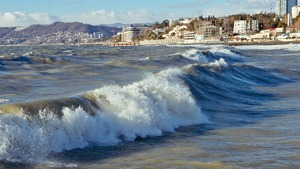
(292, 5), (300, 18)
(198, 21), (217, 39)
(233, 20), (259, 34)
(233, 20), (247, 34)
(276, 0), (287, 16)
(287, 0), (298, 13)
(276, 0), (298, 16)
(121, 26), (140, 42)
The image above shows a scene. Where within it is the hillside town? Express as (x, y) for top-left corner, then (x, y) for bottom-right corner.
(0, 22), (121, 45)
(111, 0), (300, 46)
(1, 0), (300, 46)
(1, 31), (90, 45)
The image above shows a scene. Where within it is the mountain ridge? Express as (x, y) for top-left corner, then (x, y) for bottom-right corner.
(0, 22), (121, 39)
(0, 22), (122, 45)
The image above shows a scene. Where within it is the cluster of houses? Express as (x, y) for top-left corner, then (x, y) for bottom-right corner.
(110, 17), (299, 46)
(108, 2), (300, 46)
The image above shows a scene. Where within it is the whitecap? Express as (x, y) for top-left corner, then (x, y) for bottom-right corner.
(181, 49), (208, 63)
(207, 58), (228, 69)
(0, 98), (10, 103)
(209, 46), (242, 58)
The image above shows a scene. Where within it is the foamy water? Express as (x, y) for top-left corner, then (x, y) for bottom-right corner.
(181, 49), (209, 63)
(236, 43), (300, 51)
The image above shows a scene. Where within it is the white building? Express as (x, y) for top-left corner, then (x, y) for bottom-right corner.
(292, 5), (300, 18)
(89, 32), (103, 39)
(153, 28), (165, 35)
(233, 20), (247, 34)
(287, 13), (293, 26)
(179, 18), (193, 25)
(162, 25), (187, 39)
(198, 21), (217, 39)
(183, 31), (196, 43)
(121, 26), (140, 42)
(233, 20), (259, 34)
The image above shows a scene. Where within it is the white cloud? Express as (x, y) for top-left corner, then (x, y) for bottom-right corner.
(73, 10), (120, 24)
(203, 0), (272, 17)
(0, 0), (275, 27)
(0, 9), (165, 27)
(200, 0), (213, 4)
(64, 9), (160, 24)
(0, 12), (57, 27)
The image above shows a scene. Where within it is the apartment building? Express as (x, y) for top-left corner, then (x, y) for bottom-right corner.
(292, 5), (300, 18)
(198, 21), (217, 39)
(276, 0), (298, 16)
(233, 20), (259, 34)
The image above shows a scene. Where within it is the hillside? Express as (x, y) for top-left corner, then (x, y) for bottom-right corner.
(0, 22), (121, 45)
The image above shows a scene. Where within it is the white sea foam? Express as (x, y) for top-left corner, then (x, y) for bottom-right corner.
(235, 43), (300, 51)
(0, 68), (208, 162)
(0, 98), (10, 103)
(166, 44), (224, 49)
(207, 58), (228, 69)
(181, 49), (208, 63)
(209, 46), (242, 58)
(140, 56), (151, 60)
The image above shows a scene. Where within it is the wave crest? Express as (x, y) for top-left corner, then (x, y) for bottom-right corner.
(0, 68), (208, 162)
(181, 49), (208, 63)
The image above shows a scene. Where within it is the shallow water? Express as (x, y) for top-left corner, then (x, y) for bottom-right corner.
(0, 44), (300, 168)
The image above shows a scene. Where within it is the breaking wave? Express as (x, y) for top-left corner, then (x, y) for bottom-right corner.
(0, 45), (290, 165)
(181, 49), (209, 63)
(0, 68), (208, 162)
(210, 47), (242, 58)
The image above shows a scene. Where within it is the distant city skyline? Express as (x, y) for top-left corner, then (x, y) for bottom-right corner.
(0, 0), (299, 27)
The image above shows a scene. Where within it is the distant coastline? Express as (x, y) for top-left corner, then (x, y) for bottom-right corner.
(1, 39), (300, 47)
(227, 40), (300, 46)
(108, 39), (300, 47)
(1, 16), (300, 46)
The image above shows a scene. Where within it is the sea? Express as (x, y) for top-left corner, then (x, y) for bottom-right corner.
(0, 43), (299, 169)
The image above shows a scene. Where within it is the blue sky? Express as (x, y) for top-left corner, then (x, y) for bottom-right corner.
(0, 0), (293, 26)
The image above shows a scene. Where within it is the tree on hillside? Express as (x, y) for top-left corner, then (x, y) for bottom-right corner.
(216, 18), (224, 28)
(188, 18), (199, 31)
(199, 15), (204, 21)
(293, 14), (300, 30)
(273, 18), (286, 28)
(161, 20), (170, 28)
(150, 22), (160, 30)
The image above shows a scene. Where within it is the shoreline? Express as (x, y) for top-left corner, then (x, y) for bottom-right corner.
(227, 40), (300, 46)
(1, 40), (300, 47)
